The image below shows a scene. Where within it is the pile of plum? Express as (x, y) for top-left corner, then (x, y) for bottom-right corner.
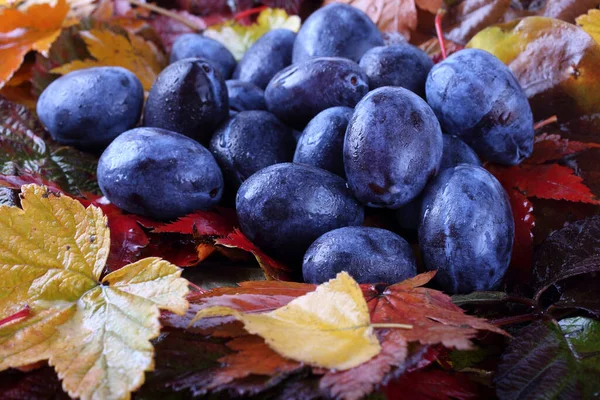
(37, 3), (534, 294)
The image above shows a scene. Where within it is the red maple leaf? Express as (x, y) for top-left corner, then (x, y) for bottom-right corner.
(526, 133), (600, 165)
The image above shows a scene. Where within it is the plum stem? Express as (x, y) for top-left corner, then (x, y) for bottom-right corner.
(371, 323), (413, 330)
(128, 0), (202, 32)
(435, 9), (448, 60)
(0, 305), (31, 327)
(235, 5), (268, 21)
(534, 115), (558, 131)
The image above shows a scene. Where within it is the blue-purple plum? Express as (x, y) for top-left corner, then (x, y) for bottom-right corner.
(226, 80), (266, 112)
(236, 163), (364, 263)
(265, 57), (368, 126)
(97, 127), (223, 220)
(418, 164), (514, 294)
(303, 226), (417, 284)
(170, 34), (236, 79)
(293, 106), (353, 177)
(233, 29), (295, 89)
(292, 3), (383, 63)
(425, 49), (534, 165)
(37, 67), (143, 150)
(344, 87), (443, 209)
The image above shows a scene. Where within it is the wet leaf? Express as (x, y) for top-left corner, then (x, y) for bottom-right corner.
(488, 163), (600, 205)
(0, 184), (189, 400)
(0, 96), (99, 194)
(468, 16), (600, 138)
(526, 133), (600, 164)
(148, 10), (206, 53)
(533, 215), (600, 300)
(215, 229), (292, 281)
(0, 0), (71, 89)
(51, 28), (166, 91)
(553, 274), (600, 318)
(193, 272), (382, 370)
(444, 0), (511, 45)
(384, 369), (483, 400)
(495, 318), (600, 399)
(505, 189), (535, 285)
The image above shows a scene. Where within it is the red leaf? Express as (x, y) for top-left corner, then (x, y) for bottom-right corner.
(383, 369), (482, 400)
(505, 189), (535, 286)
(149, 11), (207, 53)
(526, 133), (600, 165)
(489, 163), (600, 205)
(364, 272), (506, 350)
(216, 229), (292, 281)
(319, 329), (408, 400)
(153, 208), (236, 236)
(0, 174), (62, 192)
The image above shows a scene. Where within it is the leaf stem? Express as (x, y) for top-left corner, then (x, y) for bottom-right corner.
(188, 281), (207, 293)
(127, 0), (202, 32)
(234, 5), (268, 21)
(534, 115), (558, 131)
(435, 9), (447, 60)
(490, 313), (537, 327)
(0, 305), (30, 327)
(371, 323), (413, 330)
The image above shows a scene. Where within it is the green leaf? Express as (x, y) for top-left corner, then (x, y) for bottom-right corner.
(495, 318), (600, 399)
(0, 95), (99, 194)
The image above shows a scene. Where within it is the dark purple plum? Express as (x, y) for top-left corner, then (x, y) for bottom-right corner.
(440, 134), (481, 169)
(396, 133), (481, 230)
(359, 44), (433, 96)
(265, 57), (368, 126)
(209, 111), (295, 191)
(302, 226), (417, 284)
(425, 49), (534, 165)
(236, 163), (364, 263)
(233, 29), (296, 89)
(226, 80), (266, 112)
(170, 34), (236, 79)
(293, 106), (353, 177)
(344, 87), (443, 209)
(143, 58), (228, 144)
(292, 3), (383, 63)
(37, 67), (143, 151)
(418, 164), (514, 294)
(97, 127), (223, 220)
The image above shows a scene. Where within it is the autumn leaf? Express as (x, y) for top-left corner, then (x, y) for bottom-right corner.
(468, 16), (600, 137)
(0, 96), (98, 194)
(204, 8), (300, 60)
(0, 0), (73, 89)
(488, 163), (600, 205)
(576, 8), (600, 44)
(0, 184), (189, 400)
(504, 189), (535, 285)
(383, 369), (483, 400)
(216, 229), (292, 281)
(51, 28), (166, 91)
(192, 272), (384, 370)
(526, 133), (600, 165)
(172, 272), (505, 398)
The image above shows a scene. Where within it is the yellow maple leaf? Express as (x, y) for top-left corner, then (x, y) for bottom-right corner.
(0, 184), (189, 400)
(51, 28), (166, 91)
(0, 0), (70, 89)
(577, 9), (600, 44)
(192, 272), (410, 370)
(204, 8), (300, 60)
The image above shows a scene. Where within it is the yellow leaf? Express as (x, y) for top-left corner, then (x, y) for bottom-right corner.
(0, 0), (70, 89)
(205, 8), (300, 61)
(0, 184), (189, 400)
(51, 29), (166, 91)
(577, 9), (600, 44)
(192, 272), (381, 370)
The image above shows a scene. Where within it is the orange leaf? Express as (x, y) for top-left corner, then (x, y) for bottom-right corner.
(0, 0), (70, 88)
(51, 28), (166, 91)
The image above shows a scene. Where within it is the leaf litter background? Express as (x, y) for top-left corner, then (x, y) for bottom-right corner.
(1, 0), (600, 399)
